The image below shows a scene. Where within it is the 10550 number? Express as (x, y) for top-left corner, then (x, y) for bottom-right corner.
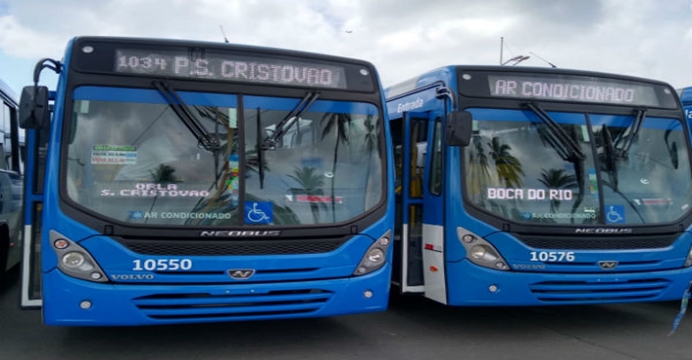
(132, 259), (193, 271)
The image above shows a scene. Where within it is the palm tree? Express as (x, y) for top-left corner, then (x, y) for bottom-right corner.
(321, 112), (353, 221)
(467, 134), (492, 203)
(183, 105), (236, 220)
(538, 168), (577, 213)
(488, 137), (524, 188)
(149, 164), (179, 183)
(361, 115), (379, 195)
(288, 166), (328, 224)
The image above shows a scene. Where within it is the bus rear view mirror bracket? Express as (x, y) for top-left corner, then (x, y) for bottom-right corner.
(445, 111), (472, 147)
(19, 85), (50, 129)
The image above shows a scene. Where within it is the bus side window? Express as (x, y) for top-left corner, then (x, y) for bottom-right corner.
(19, 145), (26, 174)
(410, 118), (428, 198)
(429, 117), (442, 195)
(1, 102), (9, 171)
(0, 143), (8, 170)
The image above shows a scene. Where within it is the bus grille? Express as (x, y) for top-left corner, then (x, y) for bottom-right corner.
(119, 239), (347, 256)
(132, 289), (334, 320)
(529, 278), (671, 303)
(514, 234), (678, 250)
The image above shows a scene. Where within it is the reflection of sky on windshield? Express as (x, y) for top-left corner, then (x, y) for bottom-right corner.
(245, 107), (382, 225)
(469, 110), (692, 225)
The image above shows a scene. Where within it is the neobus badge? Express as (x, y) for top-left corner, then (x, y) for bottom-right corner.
(228, 269), (255, 280)
(574, 228), (633, 234)
(200, 230), (282, 237)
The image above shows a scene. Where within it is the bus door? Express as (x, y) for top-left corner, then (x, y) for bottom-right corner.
(420, 114), (446, 304)
(19, 104), (50, 308)
(395, 111), (434, 293)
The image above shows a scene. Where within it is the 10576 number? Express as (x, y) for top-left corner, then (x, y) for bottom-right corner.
(529, 251), (575, 262)
(132, 259), (193, 271)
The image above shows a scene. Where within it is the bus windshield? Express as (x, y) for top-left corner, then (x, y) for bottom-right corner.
(464, 108), (692, 225)
(65, 87), (384, 227)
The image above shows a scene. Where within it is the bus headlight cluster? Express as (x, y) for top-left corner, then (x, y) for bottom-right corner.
(684, 246), (692, 267)
(354, 231), (392, 276)
(50, 230), (108, 282)
(457, 227), (509, 271)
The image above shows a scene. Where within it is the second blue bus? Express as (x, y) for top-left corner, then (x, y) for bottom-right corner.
(386, 65), (692, 306)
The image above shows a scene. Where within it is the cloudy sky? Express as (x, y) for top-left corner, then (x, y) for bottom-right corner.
(2, 0), (692, 96)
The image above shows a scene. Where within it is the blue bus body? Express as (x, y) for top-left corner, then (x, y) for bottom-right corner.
(19, 37), (394, 325)
(387, 65), (692, 306)
(679, 86), (692, 125)
(0, 78), (24, 277)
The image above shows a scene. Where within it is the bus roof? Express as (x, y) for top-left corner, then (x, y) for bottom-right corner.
(68, 36), (378, 69)
(65, 36), (382, 93)
(679, 87), (692, 105)
(385, 65), (675, 100)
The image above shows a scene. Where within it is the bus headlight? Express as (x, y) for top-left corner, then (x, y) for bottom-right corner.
(470, 245), (498, 262)
(62, 252), (86, 269)
(457, 227), (509, 271)
(685, 246), (692, 267)
(354, 231), (392, 276)
(367, 248), (386, 264)
(50, 230), (108, 282)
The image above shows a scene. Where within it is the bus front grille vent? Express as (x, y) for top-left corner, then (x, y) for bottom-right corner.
(529, 278), (671, 303)
(514, 233), (678, 250)
(119, 238), (347, 256)
(132, 289), (334, 320)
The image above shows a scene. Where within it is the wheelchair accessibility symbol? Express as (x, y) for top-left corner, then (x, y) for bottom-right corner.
(605, 205), (625, 224)
(245, 201), (273, 224)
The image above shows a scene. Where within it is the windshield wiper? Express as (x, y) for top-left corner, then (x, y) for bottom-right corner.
(602, 125), (619, 192)
(615, 108), (647, 160)
(525, 102), (586, 161)
(256, 107), (265, 189)
(261, 92), (319, 150)
(153, 81), (221, 152)
(601, 123), (646, 223)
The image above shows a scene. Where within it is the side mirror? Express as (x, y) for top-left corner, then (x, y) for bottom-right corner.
(445, 111), (472, 147)
(19, 86), (50, 129)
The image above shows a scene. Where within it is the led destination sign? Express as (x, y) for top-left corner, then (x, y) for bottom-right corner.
(115, 48), (348, 89)
(488, 74), (667, 107)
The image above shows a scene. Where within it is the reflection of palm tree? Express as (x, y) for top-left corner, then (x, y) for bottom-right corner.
(245, 149), (269, 174)
(149, 164), (179, 183)
(145, 164), (180, 223)
(362, 115), (378, 192)
(321, 112), (352, 221)
(288, 166), (327, 224)
(538, 168), (577, 213)
(468, 135), (492, 201)
(185, 105), (235, 222)
(363, 116), (377, 154)
(488, 137), (524, 188)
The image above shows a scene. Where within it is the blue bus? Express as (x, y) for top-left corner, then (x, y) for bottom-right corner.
(0, 78), (24, 281)
(18, 36), (394, 325)
(386, 65), (692, 306)
(679, 87), (692, 121)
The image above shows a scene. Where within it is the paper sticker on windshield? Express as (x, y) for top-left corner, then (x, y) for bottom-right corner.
(245, 201), (273, 224)
(605, 204), (625, 224)
(91, 145), (137, 165)
(588, 168), (599, 198)
(285, 194), (343, 204)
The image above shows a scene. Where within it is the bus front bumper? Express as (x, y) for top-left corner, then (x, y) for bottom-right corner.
(445, 260), (692, 306)
(41, 265), (390, 326)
